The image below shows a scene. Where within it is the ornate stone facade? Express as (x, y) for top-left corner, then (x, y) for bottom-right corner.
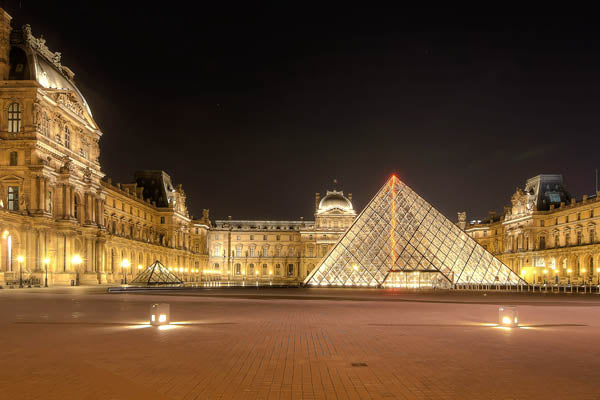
(0, 9), (208, 286)
(463, 174), (600, 285)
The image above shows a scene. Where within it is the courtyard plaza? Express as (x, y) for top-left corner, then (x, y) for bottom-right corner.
(1, 287), (600, 399)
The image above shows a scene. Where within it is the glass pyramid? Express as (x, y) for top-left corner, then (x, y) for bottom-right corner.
(130, 260), (184, 287)
(304, 176), (526, 288)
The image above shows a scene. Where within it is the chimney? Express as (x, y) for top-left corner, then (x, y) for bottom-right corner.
(457, 211), (467, 230)
(0, 8), (12, 81)
(315, 192), (320, 212)
(348, 193), (353, 202)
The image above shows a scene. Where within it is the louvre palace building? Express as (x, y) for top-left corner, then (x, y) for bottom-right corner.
(0, 8), (596, 288)
(462, 174), (600, 285)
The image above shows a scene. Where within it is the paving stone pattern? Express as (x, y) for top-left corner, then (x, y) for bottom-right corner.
(1, 288), (600, 399)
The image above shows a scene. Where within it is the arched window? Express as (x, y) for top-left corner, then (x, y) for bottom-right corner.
(7, 102), (22, 133)
(64, 126), (71, 149)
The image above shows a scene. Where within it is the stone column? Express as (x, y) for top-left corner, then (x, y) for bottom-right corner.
(62, 184), (67, 218)
(36, 176), (42, 211)
(42, 178), (47, 213)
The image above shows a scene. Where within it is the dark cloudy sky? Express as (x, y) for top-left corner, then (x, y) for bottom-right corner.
(4, 2), (600, 221)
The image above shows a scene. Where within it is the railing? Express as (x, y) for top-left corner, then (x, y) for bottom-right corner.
(452, 282), (600, 294)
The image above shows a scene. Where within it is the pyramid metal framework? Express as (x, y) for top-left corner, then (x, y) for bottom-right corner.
(304, 176), (526, 288)
(130, 260), (184, 287)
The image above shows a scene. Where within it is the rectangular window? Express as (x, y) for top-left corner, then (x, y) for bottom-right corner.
(160, 216), (165, 224)
(249, 248), (255, 257)
(215, 235), (219, 240)
(276, 235), (280, 241)
(236, 247), (241, 257)
(250, 235), (254, 240)
(263, 247), (268, 257)
(9, 152), (17, 166)
(540, 220), (545, 227)
(7, 186), (18, 211)
(539, 236), (545, 250)
(277, 247), (281, 257)
(262, 264), (267, 275)
(288, 264), (294, 276)
(308, 247), (314, 257)
(235, 263), (241, 275)
(276, 264), (281, 276)
(237, 235), (241, 241)
(8, 103), (22, 133)
(289, 247), (294, 256)
(263, 235), (267, 240)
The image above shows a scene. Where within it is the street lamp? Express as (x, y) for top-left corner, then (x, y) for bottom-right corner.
(567, 268), (572, 284)
(72, 254), (82, 286)
(43, 257), (50, 288)
(121, 258), (130, 285)
(17, 255), (24, 288)
(543, 269), (547, 284)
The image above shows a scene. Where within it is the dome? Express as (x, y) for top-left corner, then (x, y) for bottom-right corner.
(8, 25), (94, 119)
(318, 190), (353, 213)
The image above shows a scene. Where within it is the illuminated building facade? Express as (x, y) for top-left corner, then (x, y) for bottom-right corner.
(462, 174), (600, 284)
(207, 190), (356, 282)
(305, 176), (524, 288)
(0, 9), (209, 286)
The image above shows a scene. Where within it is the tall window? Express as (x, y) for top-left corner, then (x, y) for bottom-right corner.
(249, 247), (255, 257)
(64, 126), (70, 149)
(7, 186), (18, 211)
(577, 231), (582, 245)
(289, 247), (294, 256)
(235, 263), (241, 275)
(539, 236), (546, 250)
(288, 264), (294, 276)
(275, 264), (281, 276)
(250, 235), (254, 240)
(73, 196), (79, 221)
(277, 247), (281, 257)
(565, 233), (570, 246)
(308, 247), (314, 257)
(554, 234), (560, 248)
(262, 264), (267, 275)
(7, 102), (22, 133)
(9, 151), (17, 166)
(263, 235), (267, 240)
(41, 113), (49, 136)
(214, 263), (219, 269)
(591, 229), (596, 244)
(236, 246), (242, 257)
(249, 263), (254, 275)
(263, 247), (268, 257)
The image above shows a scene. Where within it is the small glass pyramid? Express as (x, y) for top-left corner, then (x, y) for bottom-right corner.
(304, 176), (526, 288)
(130, 260), (184, 287)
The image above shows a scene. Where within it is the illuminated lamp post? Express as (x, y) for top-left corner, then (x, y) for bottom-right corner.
(17, 255), (24, 288)
(72, 254), (82, 286)
(567, 269), (572, 285)
(121, 259), (130, 285)
(43, 257), (50, 287)
(543, 269), (547, 284)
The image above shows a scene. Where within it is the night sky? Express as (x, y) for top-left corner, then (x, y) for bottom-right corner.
(4, 2), (600, 222)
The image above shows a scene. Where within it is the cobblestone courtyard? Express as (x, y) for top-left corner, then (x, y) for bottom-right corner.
(1, 287), (600, 399)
